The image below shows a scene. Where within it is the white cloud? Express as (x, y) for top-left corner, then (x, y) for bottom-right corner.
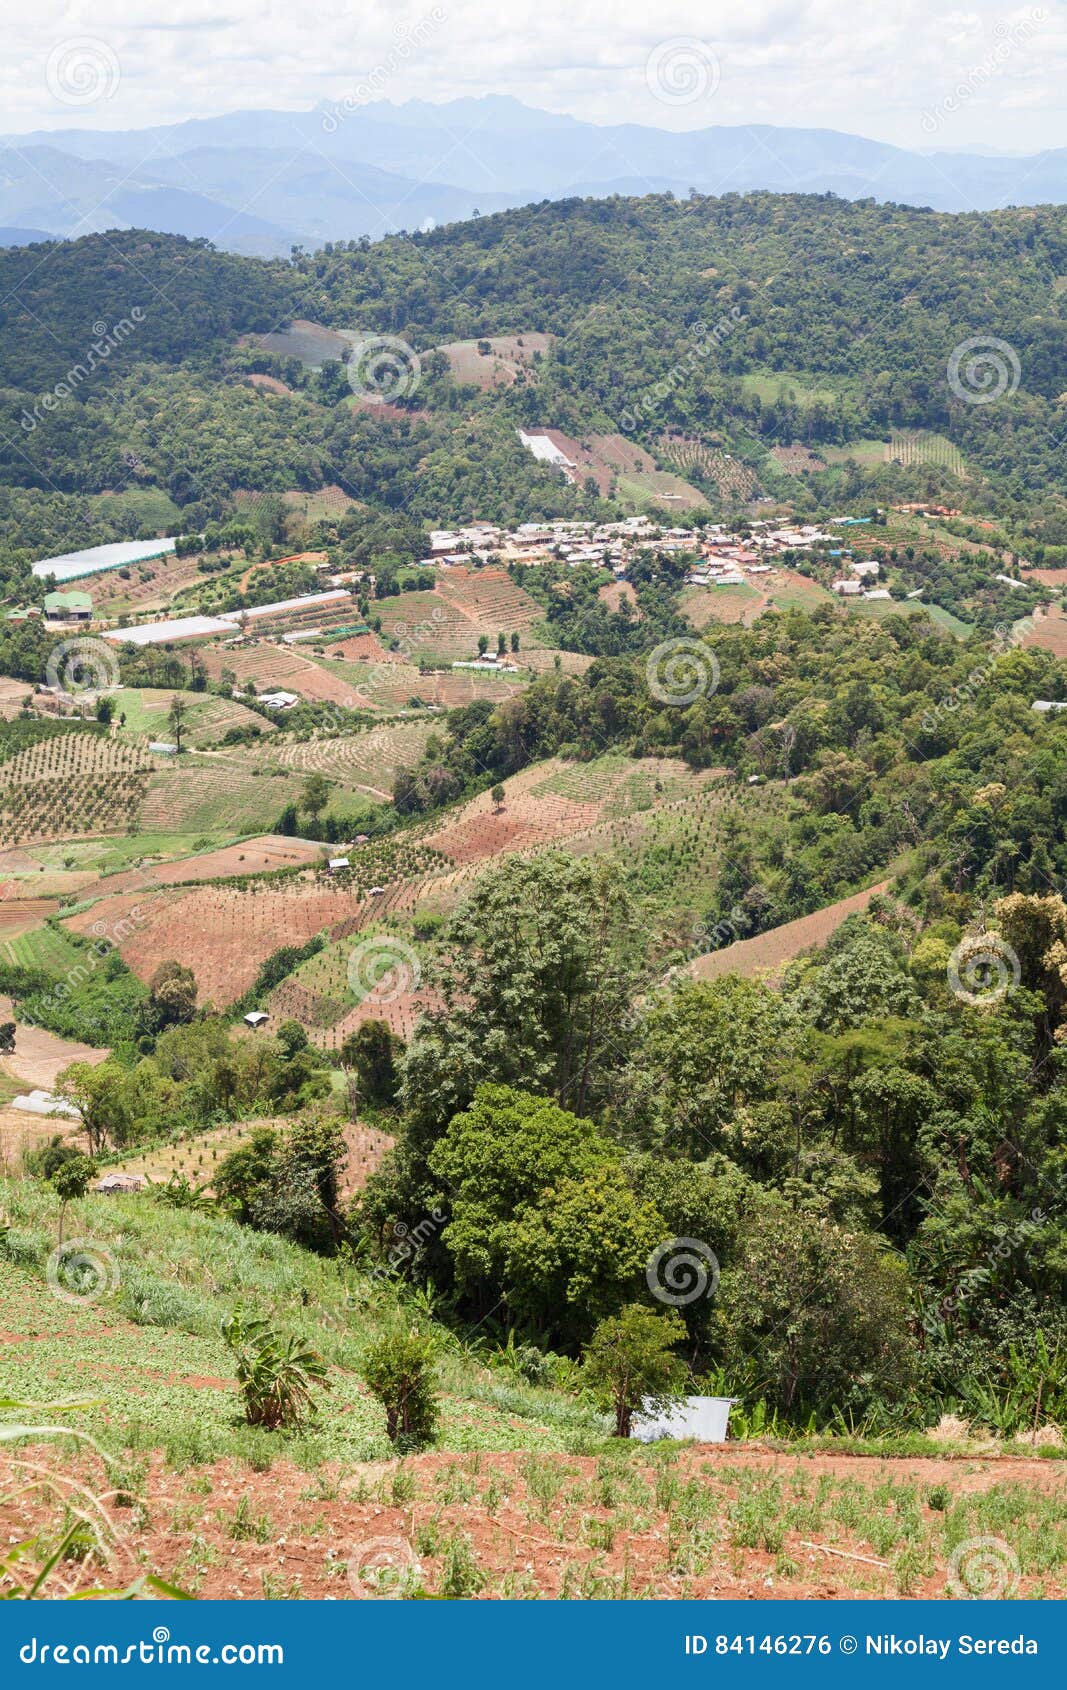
(7, 0), (1067, 152)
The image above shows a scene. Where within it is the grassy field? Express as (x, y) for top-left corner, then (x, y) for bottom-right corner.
(113, 689), (275, 750)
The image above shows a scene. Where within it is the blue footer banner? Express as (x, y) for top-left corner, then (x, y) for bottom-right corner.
(2, 1603), (1062, 1687)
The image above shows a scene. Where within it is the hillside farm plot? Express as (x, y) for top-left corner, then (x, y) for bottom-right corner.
(135, 762), (308, 838)
(0, 729), (154, 847)
(1023, 566), (1067, 591)
(63, 880), (360, 1005)
(0, 676), (32, 719)
(660, 436), (761, 500)
(372, 590), (488, 661)
(197, 640), (372, 707)
(438, 332), (554, 389)
(240, 317), (353, 368)
(90, 551), (210, 618)
(681, 582), (763, 627)
(887, 430), (967, 477)
(525, 427), (707, 510)
(1020, 603), (1067, 657)
(112, 689), (276, 749)
(0, 992), (110, 1089)
(686, 882), (892, 983)
(0, 896), (57, 943)
(83, 835), (325, 898)
(435, 567), (545, 636)
(270, 923), (441, 1047)
(317, 657), (529, 713)
(251, 720), (435, 797)
(769, 443), (827, 475)
(107, 1116), (393, 1198)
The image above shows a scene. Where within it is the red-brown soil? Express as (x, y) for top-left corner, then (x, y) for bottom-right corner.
(1, 1443), (1060, 1602)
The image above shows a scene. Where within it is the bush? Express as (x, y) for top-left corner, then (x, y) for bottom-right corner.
(362, 1330), (438, 1449)
(583, 1303), (688, 1437)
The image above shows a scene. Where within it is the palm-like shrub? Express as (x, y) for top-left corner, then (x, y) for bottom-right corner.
(221, 1310), (328, 1431)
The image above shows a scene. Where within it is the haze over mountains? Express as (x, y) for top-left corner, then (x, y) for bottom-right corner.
(2, 95), (1067, 256)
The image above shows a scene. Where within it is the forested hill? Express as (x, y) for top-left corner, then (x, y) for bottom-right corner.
(3, 194), (1067, 556)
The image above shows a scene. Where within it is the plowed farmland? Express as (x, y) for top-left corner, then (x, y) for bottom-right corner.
(687, 882), (892, 982)
(63, 881), (360, 1004)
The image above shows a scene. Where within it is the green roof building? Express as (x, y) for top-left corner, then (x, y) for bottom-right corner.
(44, 590), (93, 621)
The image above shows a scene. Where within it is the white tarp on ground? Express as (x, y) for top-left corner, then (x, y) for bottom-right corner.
(517, 429), (575, 468)
(630, 1396), (738, 1443)
(33, 539), (176, 582)
(11, 1089), (81, 1119)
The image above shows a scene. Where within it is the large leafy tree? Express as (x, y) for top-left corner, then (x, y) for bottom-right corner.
(402, 852), (641, 1132)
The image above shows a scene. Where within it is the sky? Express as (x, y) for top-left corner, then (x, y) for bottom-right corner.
(6, 0), (1067, 155)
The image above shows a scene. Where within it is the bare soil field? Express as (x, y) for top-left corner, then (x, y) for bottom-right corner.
(1020, 602), (1067, 657)
(241, 318), (351, 367)
(82, 835), (324, 898)
(0, 995), (110, 1090)
(598, 579), (641, 614)
(438, 332), (554, 389)
(198, 641), (373, 707)
(62, 882), (358, 1005)
(0, 675), (32, 719)
(687, 883), (891, 982)
(2, 1441), (1060, 1601)
(244, 373), (291, 395)
(770, 443), (827, 475)
(0, 895), (58, 939)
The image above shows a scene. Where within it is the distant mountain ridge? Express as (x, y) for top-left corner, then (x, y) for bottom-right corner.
(4, 96), (1067, 255)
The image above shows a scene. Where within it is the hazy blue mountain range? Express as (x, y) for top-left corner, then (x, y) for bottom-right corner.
(3, 96), (1067, 255)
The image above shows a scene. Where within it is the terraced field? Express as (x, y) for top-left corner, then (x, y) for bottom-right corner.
(197, 641), (370, 706)
(249, 720), (435, 796)
(435, 567), (544, 635)
(106, 1116), (393, 1198)
(269, 923), (441, 1047)
(136, 763), (308, 837)
(113, 688), (276, 749)
(659, 436), (760, 501)
(91, 553), (213, 619)
(687, 882), (891, 982)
